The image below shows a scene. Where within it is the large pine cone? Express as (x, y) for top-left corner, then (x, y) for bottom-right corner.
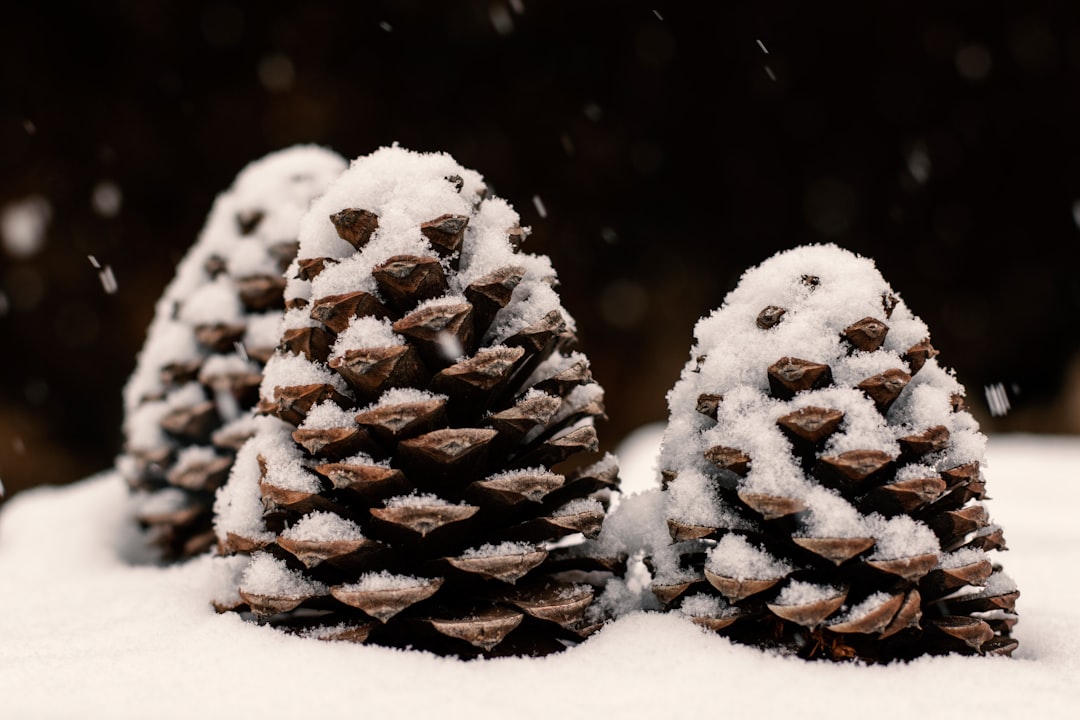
(119, 146), (346, 560)
(212, 146), (621, 657)
(652, 245), (1017, 662)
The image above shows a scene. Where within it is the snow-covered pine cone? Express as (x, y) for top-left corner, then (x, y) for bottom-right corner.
(652, 245), (1017, 662)
(120, 146), (346, 560)
(213, 146), (621, 657)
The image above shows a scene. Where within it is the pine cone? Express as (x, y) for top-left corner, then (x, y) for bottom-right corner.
(213, 146), (621, 657)
(119, 145), (346, 560)
(652, 245), (1017, 662)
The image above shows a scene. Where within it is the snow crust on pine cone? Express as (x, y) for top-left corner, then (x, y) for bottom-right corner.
(118, 145), (346, 557)
(212, 145), (620, 656)
(647, 244), (1017, 661)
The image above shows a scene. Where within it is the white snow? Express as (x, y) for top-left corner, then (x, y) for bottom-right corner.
(280, 511), (365, 542)
(0, 434), (1076, 718)
(894, 462), (939, 482)
(330, 316), (404, 356)
(893, 380), (957, 429)
(985, 382), (1013, 417)
(773, 580), (844, 607)
(865, 513), (940, 560)
(338, 451), (390, 468)
(488, 281), (570, 343)
(252, 421), (321, 494)
(678, 593), (738, 618)
(531, 194), (547, 218)
(338, 571), (433, 593)
(226, 237), (284, 278)
(212, 413), (261, 449)
(309, 252), (387, 299)
(803, 388), (898, 456)
(212, 421), (277, 544)
(596, 486), (672, 558)
(459, 541), (537, 559)
(259, 353), (349, 398)
(939, 547), (988, 570)
(706, 534), (793, 581)
(298, 400), (359, 430)
(611, 423), (665, 496)
(133, 485), (188, 516)
(199, 353), (260, 384)
(179, 277), (245, 325)
(975, 571), (1019, 598)
(294, 144), (485, 262)
(240, 552), (327, 597)
(665, 468), (749, 529)
(123, 382), (207, 452)
(552, 498), (603, 517)
(170, 445), (221, 474)
(384, 493), (454, 508)
(244, 311), (284, 352)
(796, 486), (867, 539)
(363, 387), (447, 409)
(98, 264), (119, 294)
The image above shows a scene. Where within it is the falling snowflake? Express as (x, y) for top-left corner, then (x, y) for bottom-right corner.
(532, 194), (548, 218)
(984, 382), (1012, 417)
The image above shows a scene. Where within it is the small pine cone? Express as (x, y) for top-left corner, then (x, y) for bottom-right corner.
(213, 146), (622, 658)
(119, 146), (346, 560)
(653, 245), (1017, 662)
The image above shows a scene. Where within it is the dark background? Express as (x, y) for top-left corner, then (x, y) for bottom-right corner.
(2, 0), (1079, 499)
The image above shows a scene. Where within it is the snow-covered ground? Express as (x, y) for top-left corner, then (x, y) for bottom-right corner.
(0, 430), (1076, 720)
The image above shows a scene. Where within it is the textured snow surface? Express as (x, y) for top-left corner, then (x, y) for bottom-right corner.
(553, 497), (604, 517)
(298, 400), (359, 430)
(331, 316), (405, 356)
(774, 580), (844, 607)
(211, 421), (277, 544)
(339, 570), (433, 592)
(384, 492), (455, 508)
(280, 511), (365, 542)
(459, 541), (536, 559)
(0, 434), (1076, 719)
(240, 552), (327, 597)
(260, 352), (351, 398)
(678, 593), (738, 618)
(707, 534), (793, 580)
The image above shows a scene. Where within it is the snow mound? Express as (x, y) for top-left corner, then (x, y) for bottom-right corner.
(0, 436), (1075, 718)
